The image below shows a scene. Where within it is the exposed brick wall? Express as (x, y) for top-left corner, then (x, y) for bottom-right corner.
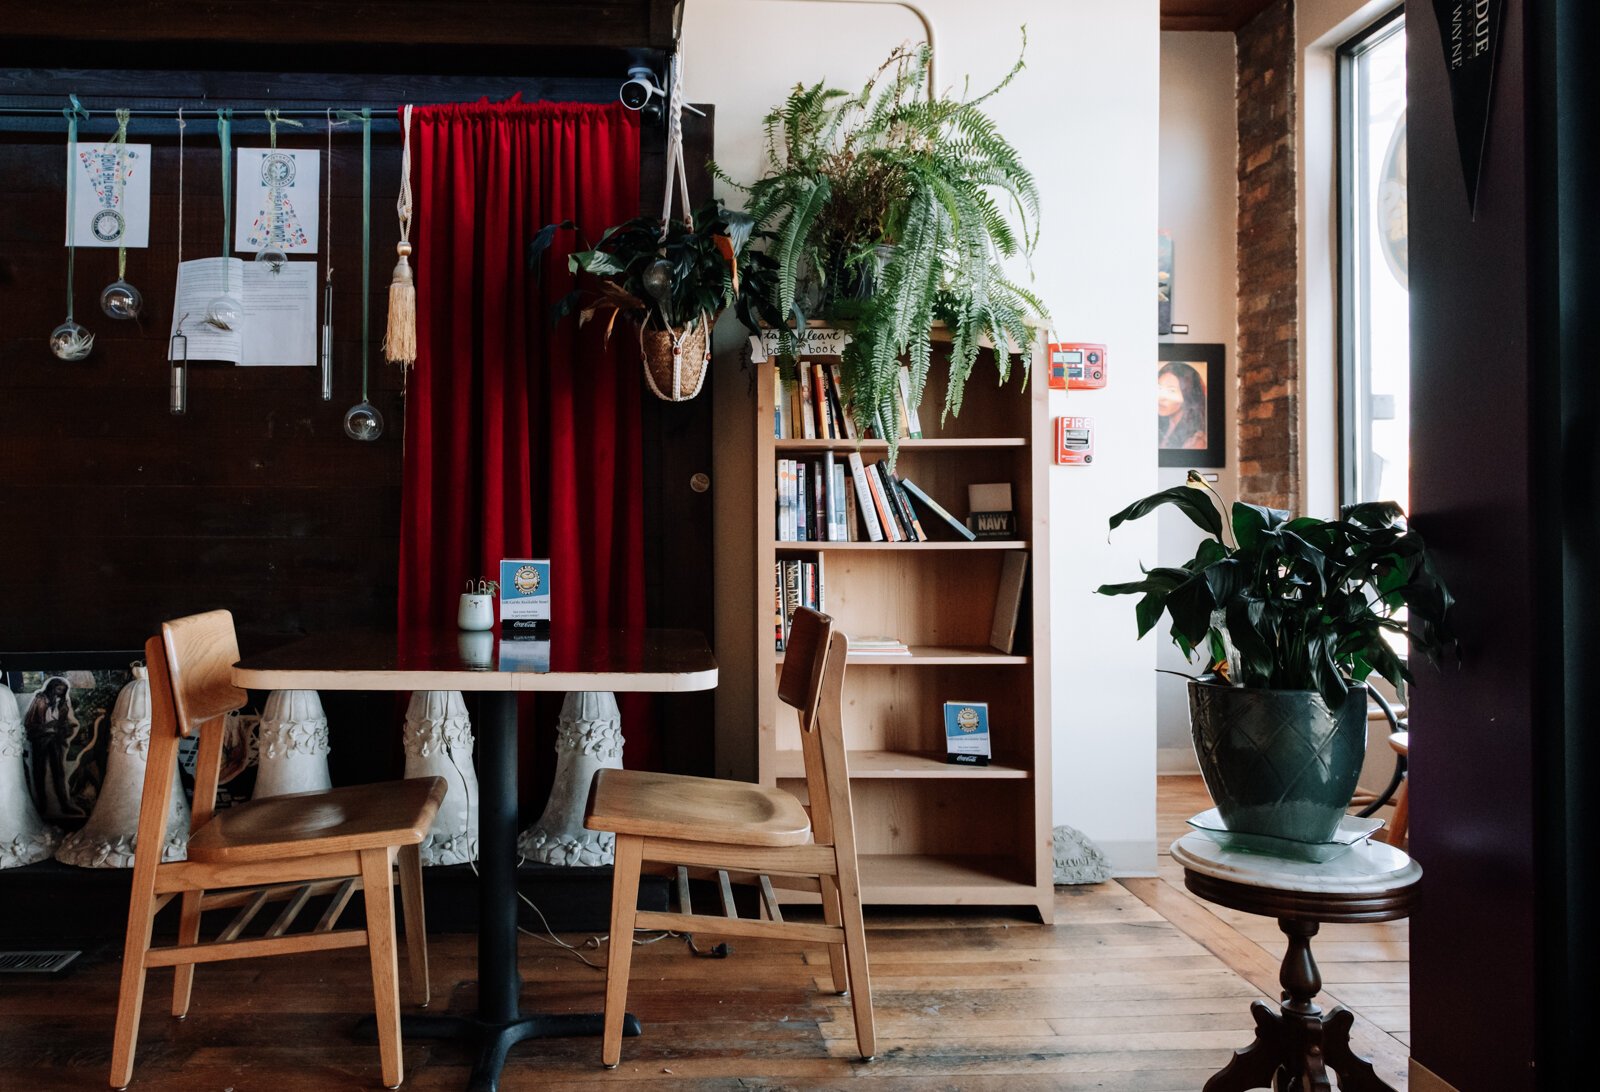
(1235, 0), (1299, 512)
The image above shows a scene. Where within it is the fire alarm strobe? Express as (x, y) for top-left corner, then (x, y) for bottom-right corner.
(1055, 416), (1094, 465)
(1047, 342), (1107, 390)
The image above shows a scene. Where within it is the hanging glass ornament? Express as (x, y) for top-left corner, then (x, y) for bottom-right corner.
(54, 98), (94, 360)
(99, 109), (142, 320)
(204, 108), (241, 331)
(342, 108), (382, 442)
(50, 321), (94, 361)
(642, 258), (673, 302)
(255, 243), (289, 273)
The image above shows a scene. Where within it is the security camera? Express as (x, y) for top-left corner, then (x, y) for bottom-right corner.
(620, 67), (664, 111)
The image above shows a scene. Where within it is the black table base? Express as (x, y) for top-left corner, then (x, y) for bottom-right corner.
(365, 692), (638, 1091)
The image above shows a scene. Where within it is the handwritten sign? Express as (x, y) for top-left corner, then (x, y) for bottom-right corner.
(748, 327), (853, 363)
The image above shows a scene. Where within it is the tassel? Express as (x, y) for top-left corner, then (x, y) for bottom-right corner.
(384, 241), (416, 366)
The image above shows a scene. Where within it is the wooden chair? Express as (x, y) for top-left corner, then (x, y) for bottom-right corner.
(1376, 731), (1410, 849)
(110, 610), (447, 1090)
(584, 607), (874, 1067)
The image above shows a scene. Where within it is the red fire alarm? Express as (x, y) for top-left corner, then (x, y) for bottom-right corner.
(1048, 343), (1107, 390)
(1055, 416), (1094, 465)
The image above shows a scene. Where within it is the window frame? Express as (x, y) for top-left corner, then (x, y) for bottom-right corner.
(1336, 4), (1407, 508)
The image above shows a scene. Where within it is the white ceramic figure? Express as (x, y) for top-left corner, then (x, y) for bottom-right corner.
(0, 682), (62, 868)
(254, 690), (332, 798)
(518, 691), (624, 867)
(56, 666), (190, 868)
(402, 690), (478, 865)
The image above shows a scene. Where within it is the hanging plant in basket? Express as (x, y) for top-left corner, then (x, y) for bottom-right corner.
(530, 201), (784, 402)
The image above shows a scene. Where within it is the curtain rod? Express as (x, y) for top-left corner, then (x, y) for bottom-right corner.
(0, 106), (398, 118)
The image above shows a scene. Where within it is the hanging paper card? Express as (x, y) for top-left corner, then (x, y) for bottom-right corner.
(64, 141), (151, 248)
(234, 148), (320, 254)
(1431, 0), (1503, 216)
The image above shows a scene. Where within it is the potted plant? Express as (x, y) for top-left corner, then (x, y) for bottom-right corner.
(529, 200), (783, 402)
(718, 34), (1049, 453)
(1098, 474), (1455, 844)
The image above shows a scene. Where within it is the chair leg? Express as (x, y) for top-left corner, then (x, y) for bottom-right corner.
(360, 848), (405, 1090)
(1388, 779), (1410, 849)
(835, 864), (876, 1061)
(109, 880), (161, 1089)
(396, 843), (430, 1008)
(602, 834), (644, 1069)
(171, 890), (203, 1017)
(818, 874), (850, 994)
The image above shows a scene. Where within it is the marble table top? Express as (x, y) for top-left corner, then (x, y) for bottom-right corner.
(1171, 831), (1421, 896)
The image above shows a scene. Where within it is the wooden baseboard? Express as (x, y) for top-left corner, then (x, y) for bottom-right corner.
(1410, 1059), (1460, 1092)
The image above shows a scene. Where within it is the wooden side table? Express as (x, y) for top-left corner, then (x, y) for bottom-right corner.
(1171, 831), (1420, 1092)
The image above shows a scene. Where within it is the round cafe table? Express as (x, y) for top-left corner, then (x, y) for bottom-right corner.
(1170, 831), (1420, 1092)
(234, 626), (717, 1092)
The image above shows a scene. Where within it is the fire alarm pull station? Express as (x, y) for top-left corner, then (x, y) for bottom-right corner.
(1055, 416), (1094, 465)
(1048, 343), (1107, 390)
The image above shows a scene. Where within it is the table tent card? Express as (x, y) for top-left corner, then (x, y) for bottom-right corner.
(499, 559), (551, 636)
(944, 701), (992, 766)
(65, 141), (151, 249)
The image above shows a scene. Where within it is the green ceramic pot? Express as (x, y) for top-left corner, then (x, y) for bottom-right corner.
(1188, 678), (1368, 844)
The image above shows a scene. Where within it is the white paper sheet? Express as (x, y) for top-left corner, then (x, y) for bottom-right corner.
(169, 257), (318, 366)
(239, 261), (317, 366)
(234, 148), (320, 254)
(65, 141), (151, 249)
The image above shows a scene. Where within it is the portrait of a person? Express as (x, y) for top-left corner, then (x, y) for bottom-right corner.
(1158, 359), (1209, 450)
(24, 675), (84, 817)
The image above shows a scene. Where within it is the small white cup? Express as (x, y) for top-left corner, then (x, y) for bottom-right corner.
(458, 592), (495, 631)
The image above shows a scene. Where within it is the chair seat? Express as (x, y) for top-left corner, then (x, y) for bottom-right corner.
(187, 777), (447, 864)
(585, 768), (813, 847)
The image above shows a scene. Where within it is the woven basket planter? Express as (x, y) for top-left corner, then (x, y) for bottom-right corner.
(640, 315), (711, 402)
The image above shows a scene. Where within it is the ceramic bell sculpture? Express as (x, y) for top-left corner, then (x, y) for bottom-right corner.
(402, 691), (478, 864)
(56, 666), (189, 868)
(0, 682), (62, 869)
(254, 690), (332, 798)
(519, 692), (624, 867)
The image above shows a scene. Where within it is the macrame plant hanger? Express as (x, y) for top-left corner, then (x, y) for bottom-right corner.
(640, 52), (708, 403)
(383, 103), (416, 368)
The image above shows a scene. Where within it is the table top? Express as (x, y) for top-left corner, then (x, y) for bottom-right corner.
(1171, 831), (1421, 898)
(232, 627), (718, 693)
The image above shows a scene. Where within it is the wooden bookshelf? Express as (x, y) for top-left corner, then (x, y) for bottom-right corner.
(755, 335), (1054, 923)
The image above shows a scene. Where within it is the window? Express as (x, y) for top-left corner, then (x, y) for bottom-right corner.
(1338, 9), (1408, 508)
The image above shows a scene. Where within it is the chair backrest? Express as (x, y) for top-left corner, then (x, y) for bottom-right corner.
(157, 610), (248, 739)
(779, 608), (855, 850)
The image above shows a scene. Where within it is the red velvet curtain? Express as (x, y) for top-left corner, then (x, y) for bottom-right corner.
(399, 97), (654, 767)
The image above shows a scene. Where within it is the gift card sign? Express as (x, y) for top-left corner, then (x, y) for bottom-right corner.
(499, 559), (550, 634)
(944, 701), (992, 766)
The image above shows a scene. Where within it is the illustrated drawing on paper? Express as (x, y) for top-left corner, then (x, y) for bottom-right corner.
(235, 148), (320, 255)
(65, 142), (152, 249)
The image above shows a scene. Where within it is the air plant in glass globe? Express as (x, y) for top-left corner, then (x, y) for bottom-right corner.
(49, 320), (94, 361)
(100, 279), (143, 319)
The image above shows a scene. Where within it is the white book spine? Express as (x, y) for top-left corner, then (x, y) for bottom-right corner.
(847, 451), (885, 542)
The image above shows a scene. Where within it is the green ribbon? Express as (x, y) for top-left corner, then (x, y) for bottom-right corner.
(112, 108), (130, 282)
(337, 108), (372, 401)
(217, 109), (233, 294)
(62, 95), (88, 322)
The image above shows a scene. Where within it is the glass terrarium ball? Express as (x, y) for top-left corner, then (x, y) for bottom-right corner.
(642, 259), (674, 301)
(100, 279), (143, 320)
(254, 246), (289, 273)
(48, 320), (94, 361)
(204, 294), (244, 331)
(343, 400), (384, 442)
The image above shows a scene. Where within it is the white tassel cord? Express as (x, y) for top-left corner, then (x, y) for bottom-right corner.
(383, 103), (417, 368)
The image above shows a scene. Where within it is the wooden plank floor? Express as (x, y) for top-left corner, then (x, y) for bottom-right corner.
(0, 776), (1408, 1090)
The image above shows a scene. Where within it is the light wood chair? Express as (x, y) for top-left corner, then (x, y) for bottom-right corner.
(584, 606), (874, 1067)
(110, 610), (447, 1090)
(1376, 730), (1410, 849)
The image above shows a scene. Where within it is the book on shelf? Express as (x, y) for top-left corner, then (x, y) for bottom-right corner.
(989, 550), (1029, 654)
(899, 478), (978, 541)
(874, 459), (926, 542)
(846, 452), (886, 542)
(774, 555), (826, 651)
(896, 367), (924, 439)
(863, 461), (902, 541)
(797, 366), (816, 439)
(847, 635), (910, 655)
(828, 364), (856, 440)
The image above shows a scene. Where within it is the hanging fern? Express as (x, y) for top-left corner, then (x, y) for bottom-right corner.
(715, 30), (1050, 461)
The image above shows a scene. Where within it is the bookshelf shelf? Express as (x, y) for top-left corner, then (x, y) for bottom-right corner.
(773, 749), (1031, 779)
(755, 337), (1052, 923)
(776, 645), (1029, 666)
(774, 539), (1028, 551)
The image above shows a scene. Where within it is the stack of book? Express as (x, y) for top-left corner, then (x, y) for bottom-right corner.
(846, 636), (910, 655)
(775, 453), (975, 544)
(774, 557), (824, 651)
(773, 362), (924, 441)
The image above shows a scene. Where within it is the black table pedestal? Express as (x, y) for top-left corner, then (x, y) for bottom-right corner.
(362, 692), (639, 1091)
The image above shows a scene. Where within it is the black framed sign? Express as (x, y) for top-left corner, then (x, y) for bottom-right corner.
(1157, 342), (1226, 468)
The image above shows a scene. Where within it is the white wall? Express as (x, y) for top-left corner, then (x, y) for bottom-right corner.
(685, 0), (1161, 875)
(1155, 31), (1239, 773)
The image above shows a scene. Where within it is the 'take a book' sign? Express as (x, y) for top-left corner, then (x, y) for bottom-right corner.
(1432, 0), (1504, 217)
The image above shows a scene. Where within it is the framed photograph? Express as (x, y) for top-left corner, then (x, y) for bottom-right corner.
(1157, 342), (1226, 468)
(1157, 230), (1174, 335)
